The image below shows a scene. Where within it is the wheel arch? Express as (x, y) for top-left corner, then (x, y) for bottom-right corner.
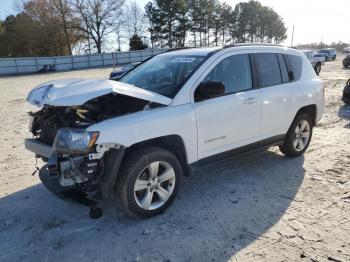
(295, 104), (317, 126)
(125, 135), (191, 177)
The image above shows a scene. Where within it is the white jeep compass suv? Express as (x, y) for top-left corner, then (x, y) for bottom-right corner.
(25, 44), (324, 218)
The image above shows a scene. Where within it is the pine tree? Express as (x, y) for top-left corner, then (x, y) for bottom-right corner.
(129, 34), (148, 50)
(145, 0), (189, 48)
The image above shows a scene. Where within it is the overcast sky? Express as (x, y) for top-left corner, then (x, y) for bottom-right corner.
(1, 0), (349, 46)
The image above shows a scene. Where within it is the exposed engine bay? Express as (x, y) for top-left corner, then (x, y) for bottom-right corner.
(28, 93), (160, 195)
(30, 93), (158, 145)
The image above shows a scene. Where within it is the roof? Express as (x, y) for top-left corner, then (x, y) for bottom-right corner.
(159, 43), (300, 57)
(224, 43), (284, 48)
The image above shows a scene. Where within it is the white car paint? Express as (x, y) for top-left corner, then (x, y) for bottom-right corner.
(26, 78), (172, 107)
(194, 89), (262, 159)
(88, 104), (198, 163)
(27, 45), (324, 165)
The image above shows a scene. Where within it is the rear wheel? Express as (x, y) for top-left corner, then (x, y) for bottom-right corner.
(116, 146), (182, 217)
(279, 113), (313, 157)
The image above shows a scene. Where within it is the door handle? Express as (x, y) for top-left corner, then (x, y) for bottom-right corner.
(244, 97), (258, 104)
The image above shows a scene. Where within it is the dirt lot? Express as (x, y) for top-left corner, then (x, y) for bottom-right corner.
(0, 55), (349, 262)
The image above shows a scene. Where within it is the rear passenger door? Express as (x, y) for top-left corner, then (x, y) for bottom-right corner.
(254, 53), (291, 138)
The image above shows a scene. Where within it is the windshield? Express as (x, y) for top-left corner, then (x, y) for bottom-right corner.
(118, 54), (206, 98)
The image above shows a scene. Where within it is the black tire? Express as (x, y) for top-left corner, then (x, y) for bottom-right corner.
(116, 146), (183, 218)
(279, 113), (313, 157)
(343, 97), (350, 105)
(343, 82), (350, 104)
(315, 63), (321, 75)
(39, 165), (70, 199)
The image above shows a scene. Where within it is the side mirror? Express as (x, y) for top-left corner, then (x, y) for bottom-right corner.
(195, 80), (225, 102)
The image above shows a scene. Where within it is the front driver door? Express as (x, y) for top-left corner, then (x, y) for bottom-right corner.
(194, 53), (262, 160)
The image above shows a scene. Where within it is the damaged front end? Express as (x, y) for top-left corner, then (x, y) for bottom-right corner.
(25, 96), (134, 201)
(25, 79), (170, 203)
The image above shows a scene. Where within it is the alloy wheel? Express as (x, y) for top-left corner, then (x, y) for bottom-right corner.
(293, 120), (311, 151)
(133, 161), (176, 210)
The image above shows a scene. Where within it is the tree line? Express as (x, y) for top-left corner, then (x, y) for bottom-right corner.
(146, 0), (287, 48)
(0, 0), (287, 57)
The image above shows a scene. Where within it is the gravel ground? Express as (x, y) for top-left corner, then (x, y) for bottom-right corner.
(0, 56), (349, 262)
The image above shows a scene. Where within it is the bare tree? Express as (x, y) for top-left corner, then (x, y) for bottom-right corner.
(74, 0), (92, 53)
(52, 0), (81, 55)
(126, 1), (147, 38)
(74, 0), (125, 53)
(114, 16), (126, 51)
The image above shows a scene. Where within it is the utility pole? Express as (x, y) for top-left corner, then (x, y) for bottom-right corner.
(290, 25), (295, 47)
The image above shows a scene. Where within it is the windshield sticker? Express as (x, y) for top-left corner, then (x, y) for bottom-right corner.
(171, 57), (196, 63)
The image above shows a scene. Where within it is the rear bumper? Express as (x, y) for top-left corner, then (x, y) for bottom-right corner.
(25, 138), (52, 158)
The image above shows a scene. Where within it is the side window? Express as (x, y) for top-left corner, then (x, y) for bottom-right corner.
(254, 53), (282, 87)
(287, 55), (303, 81)
(203, 54), (252, 94)
(277, 54), (289, 83)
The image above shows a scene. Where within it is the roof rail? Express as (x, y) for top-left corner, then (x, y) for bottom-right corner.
(164, 47), (192, 53)
(224, 43), (286, 49)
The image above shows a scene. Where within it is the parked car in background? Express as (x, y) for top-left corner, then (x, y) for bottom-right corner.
(315, 48), (337, 61)
(25, 45), (324, 218)
(303, 50), (325, 75)
(343, 55), (350, 68)
(343, 79), (350, 105)
(343, 47), (350, 54)
(109, 62), (141, 79)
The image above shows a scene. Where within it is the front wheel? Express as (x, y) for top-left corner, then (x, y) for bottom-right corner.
(279, 113), (313, 157)
(116, 146), (182, 217)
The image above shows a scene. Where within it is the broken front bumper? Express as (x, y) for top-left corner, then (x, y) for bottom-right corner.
(25, 138), (126, 201)
(25, 138), (52, 158)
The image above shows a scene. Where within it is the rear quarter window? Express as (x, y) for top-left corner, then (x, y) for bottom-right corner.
(286, 55), (303, 81)
(254, 53), (282, 87)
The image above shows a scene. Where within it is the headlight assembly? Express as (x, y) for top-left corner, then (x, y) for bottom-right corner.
(53, 128), (99, 154)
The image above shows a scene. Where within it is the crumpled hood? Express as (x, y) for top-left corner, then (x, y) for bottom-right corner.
(26, 78), (172, 107)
